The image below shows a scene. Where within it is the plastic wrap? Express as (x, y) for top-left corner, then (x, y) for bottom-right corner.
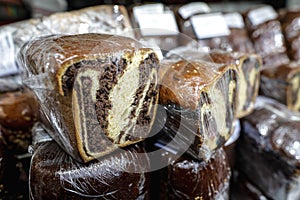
(281, 9), (300, 62)
(166, 48), (262, 118)
(173, 2), (211, 46)
(154, 147), (230, 200)
(223, 12), (255, 53)
(244, 5), (290, 68)
(19, 33), (160, 162)
(0, 75), (23, 92)
(175, 7), (254, 53)
(157, 57), (238, 160)
(130, 3), (181, 51)
(237, 96), (300, 200)
(0, 89), (39, 154)
(260, 62), (300, 112)
(29, 140), (151, 200)
(0, 5), (133, 85)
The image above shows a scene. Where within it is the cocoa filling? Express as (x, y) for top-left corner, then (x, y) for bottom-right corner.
(79, 76), (113, 154)
(121, 53), (159, 142)
(242, 58), (259, 110)
(95, 58), (127, 132)
(61, 58), (108, 95)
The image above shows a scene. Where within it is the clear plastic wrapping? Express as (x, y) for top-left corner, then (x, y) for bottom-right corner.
(0, 89), (39, 154)
(281, 9), (300, 62)
(19, 33), (160, 162)
(166, 47), (262, 118)
(0, 5), (133, 83)
(244, 5), (290, 68)
(155, 147), (230, 200)
(173, 2), (210, 46)
(130, 3), (181, 51)
(29, 140), (151, 200)
(157, 57), (238, 160)
(260, 62), (300, 112)
(175, 8), (255, 54)
(237, 96), (300, 200)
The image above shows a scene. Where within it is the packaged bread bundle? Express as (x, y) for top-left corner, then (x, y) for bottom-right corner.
(150, 147), (231, 200)
(223, 12), (255, 53)
(174, 3), (254, 53)
(172, 2), (211, 46)
(237, 96), (300, 200)
(19, 33), (160, 162)
(244, 5), (290, 68)
(29, 138), (151, 200)
(0, 5), (134, 153)
(156, 54), (238, 160)
(260, 62), (300, 112)
(166, 48), (262, 118)
(281, 9), (300, 62)
(130, 3), (181, 51)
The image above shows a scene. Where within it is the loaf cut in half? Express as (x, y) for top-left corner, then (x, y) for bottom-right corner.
(260, 62), (300, 112)
(159, 58), (238, 159)
(20, 33), (160, 162)
(207, 50), (262, 118)
(166, 48), (262, 118)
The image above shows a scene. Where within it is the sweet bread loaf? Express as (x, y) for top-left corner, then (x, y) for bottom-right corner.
(208, 50), (261, 117)
(20, 33), (160, 162)
(156, 148), (230, 200)
(159, 58), (237, 159)
(29, 141), (151, 200)
(166, 48), (262, 118)
(260, 62), (300, 112)
(237, 97), (300, 199)
(244, 5), (290, 68)
(281, 9), (300, 62)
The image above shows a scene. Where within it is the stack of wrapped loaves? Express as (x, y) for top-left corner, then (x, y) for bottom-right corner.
(1, 2), (300, 200)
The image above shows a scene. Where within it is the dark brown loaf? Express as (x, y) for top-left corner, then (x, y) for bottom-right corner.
(0, 90), (39, 131)
(20, 33), (160, 162)
(0, 89), (39, 154)
(166, 148), (230, 200)
(159, 59), (237, 159)
(29, 141), (151, 200)
(281, 9), (300, 62)
(237, 97), (300, 199)
(244, 5), (290, 68)
(260, 62), (300, 112)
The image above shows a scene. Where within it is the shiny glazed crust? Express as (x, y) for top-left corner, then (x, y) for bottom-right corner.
(21, 33), (159, 162)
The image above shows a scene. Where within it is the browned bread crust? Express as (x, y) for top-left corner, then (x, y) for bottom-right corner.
(20, 33), (160, 162)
